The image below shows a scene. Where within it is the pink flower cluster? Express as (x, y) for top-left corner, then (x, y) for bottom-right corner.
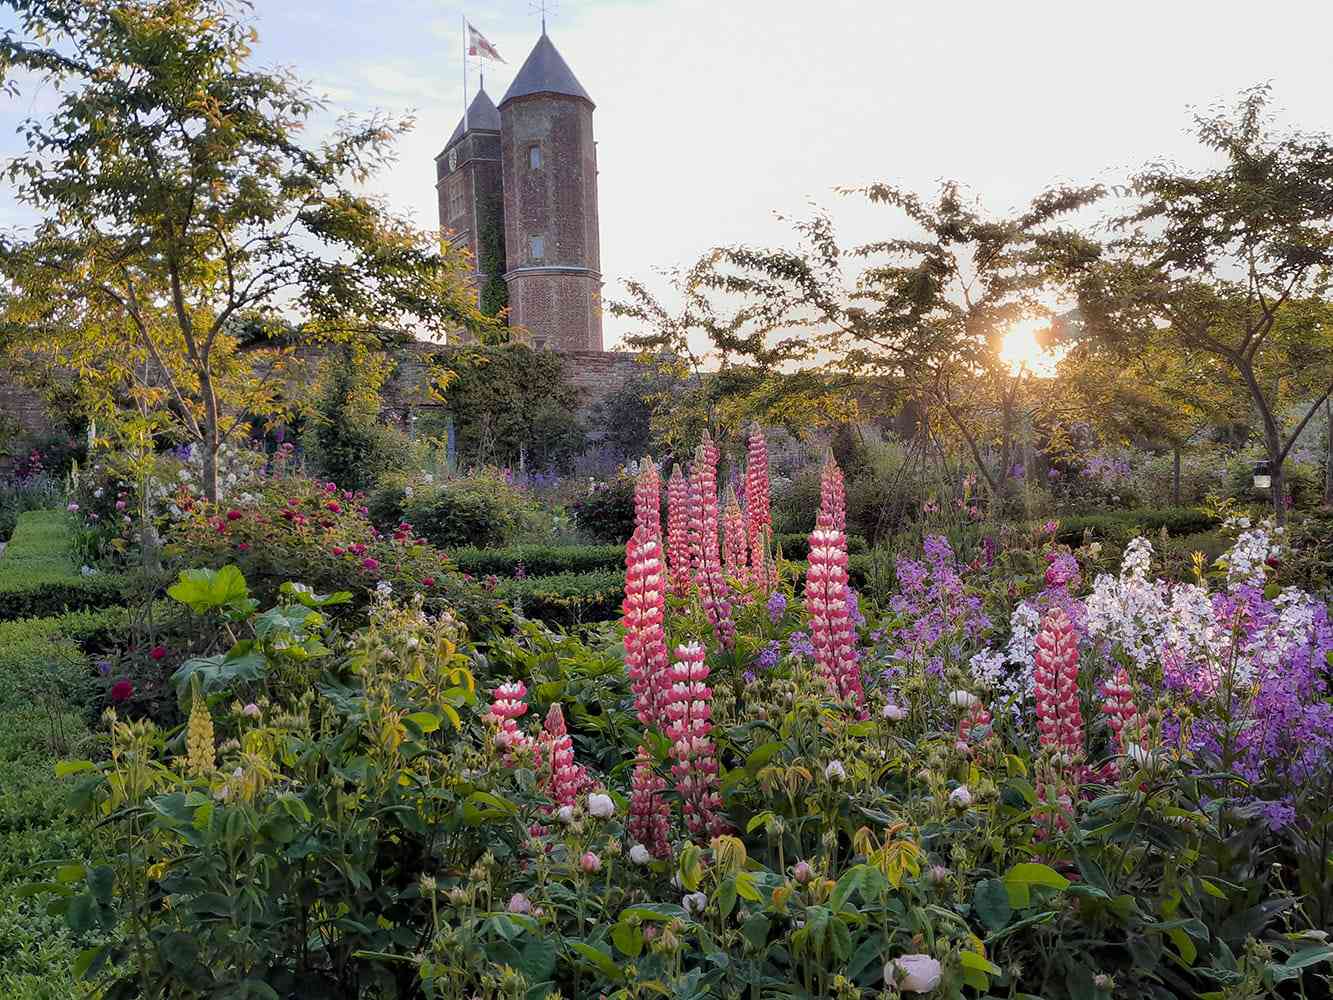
(488, 681), (534, 757)
(1100, 667), (1143, 751)
(624, 526), (670, 728)
(665, 465), (692, 598)
(541, 704), (589, 809)
(689, 434), (736, 649)
(805, 456), (863, 710)
(662, 642), (726, 838)
(633, 456), (661, 544)
(722, 485), (747, 584)
(745, 423), (774, 593)
(627, 746), (672, 859)
(1034, 607), (1083, 760)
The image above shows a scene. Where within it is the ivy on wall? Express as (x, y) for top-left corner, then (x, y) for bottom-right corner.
(476, 191), (508, 319)
(424, 345), (585, 471)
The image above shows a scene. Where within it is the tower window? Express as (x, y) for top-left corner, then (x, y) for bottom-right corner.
(447, 174), (465, 220)
(528, 145), (542, 169)
(530, 235), (545, 260)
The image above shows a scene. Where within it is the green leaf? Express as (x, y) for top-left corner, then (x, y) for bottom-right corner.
(280, 581), (353, 608)
(831, 865), (866, 912)
(1003, 863), (1070, 909)
(570, 941), (624, 982)
(168, 565), (251, 614)
(169, 646), (267, 707)
(973, 877), (1012, 931)
(620, 904), (687, 923)
(55, 759), (95, 778)
(404, 711), (442, 735)
(612, 920), (643, 958)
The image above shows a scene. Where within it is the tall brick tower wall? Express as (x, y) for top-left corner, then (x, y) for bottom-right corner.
(499, 89), (602, 351)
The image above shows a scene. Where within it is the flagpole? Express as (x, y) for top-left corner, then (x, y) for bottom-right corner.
(462, 12), (469, 132)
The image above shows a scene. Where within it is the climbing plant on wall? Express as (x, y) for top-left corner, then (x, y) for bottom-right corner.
(425, 345), (585, 471)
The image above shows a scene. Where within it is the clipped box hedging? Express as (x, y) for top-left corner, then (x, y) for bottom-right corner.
(493, 570), (626, 627)
(0, 510), (132, 622)
(1054, 507), (1221, 547)
(451, 533), (869, 580)
(453, 543), (625, 578)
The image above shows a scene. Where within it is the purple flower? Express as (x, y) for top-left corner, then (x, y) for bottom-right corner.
(766, 591), (788, 624)
(755, 640), (780, 671)
(787, 631), (815, 659)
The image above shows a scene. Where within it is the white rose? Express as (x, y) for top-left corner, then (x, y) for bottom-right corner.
(556, 805), (575, 825)
(629, 844), (652, 865)
(887, 954), (943, 993)
(682, 892), (708, 916)
(824, 760), (847, 783)
(948, 785), (973, 808)
(948, 690), (980, 709)
(587, 793), (616, 819)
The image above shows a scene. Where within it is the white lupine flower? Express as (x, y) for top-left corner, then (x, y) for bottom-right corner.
(947, 690), (980, 708)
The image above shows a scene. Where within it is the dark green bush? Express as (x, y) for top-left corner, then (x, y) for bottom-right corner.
(570, 473), (639, 543)
(453, 543), (624, 577)
(303, 347), (413, 492)
(493, 570), (626, 626)
(1053, 507), (1220, 547)
(403, 471), (539, 550)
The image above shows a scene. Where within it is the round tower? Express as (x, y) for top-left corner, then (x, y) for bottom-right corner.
(498, 32), (603, 352)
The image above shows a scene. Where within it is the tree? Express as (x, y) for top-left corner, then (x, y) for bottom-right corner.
(1068, 86), (1333, 522)
(612, 253), (859, 451)
(618, 182), (1098, 491)
(0, 0), (493, 501)
(1059, 322), (1250, 503)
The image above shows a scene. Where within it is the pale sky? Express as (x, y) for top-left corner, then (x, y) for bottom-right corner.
(3, 0), (1331, 349)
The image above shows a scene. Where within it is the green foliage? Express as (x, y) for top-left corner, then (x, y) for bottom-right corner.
(492, 570), (626, 627)
(570, 473), (639, 543)
(0, 0), (495, 501)
(1053, 507), (1221, 547)
(587, 378), (655, 461)
(162, 477), (502, 631)
(303, 347), (414, 493)
(425, 346), (585, 471)
(0, 510), (133, 621)
(403, 470), (543, 550)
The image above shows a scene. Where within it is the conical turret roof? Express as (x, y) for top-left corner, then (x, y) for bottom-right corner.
(500, 34), (593, 108)
(444, 87), (501, 149)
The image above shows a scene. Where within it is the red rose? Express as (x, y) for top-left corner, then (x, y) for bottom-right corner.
(110, 679), (134, 703)
(362, 557), (380, 572)
(326, 501), (342, 513)
(237, 542), (251, 552)
(149, 645), (167, 661)
(423, 577), (435, 587)
(226, 509), (243, 521)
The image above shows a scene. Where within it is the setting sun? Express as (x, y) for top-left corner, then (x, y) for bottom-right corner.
(998, 319), (1064, 378)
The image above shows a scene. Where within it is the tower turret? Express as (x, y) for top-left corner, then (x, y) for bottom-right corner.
(498, 33), (602, 351)
(436, 86), (507, 319)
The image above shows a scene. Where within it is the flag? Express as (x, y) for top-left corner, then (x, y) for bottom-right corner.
(468, 22), (505, 62)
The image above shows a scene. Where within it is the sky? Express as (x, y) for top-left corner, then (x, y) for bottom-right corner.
(2, 0), (1332, 350)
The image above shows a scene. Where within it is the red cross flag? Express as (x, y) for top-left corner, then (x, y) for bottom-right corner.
(468, 22), (505, 62)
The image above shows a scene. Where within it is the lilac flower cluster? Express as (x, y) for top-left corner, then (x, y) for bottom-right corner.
(887, 536), (991, 677)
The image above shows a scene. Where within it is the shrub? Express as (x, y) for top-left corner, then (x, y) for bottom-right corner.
(303, 346), (413, 492)
(1053, 506), (1220, 547)
(569, 472), (639, 543)
(162, 476), (503, 632)
(403, 469), (542, 549)
(453, 543), (624, 578)
(493, 569), (626, 626)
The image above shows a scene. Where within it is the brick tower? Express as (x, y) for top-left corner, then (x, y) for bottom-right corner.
(435, 86), (507, 320)
(498, 32), (603, 351)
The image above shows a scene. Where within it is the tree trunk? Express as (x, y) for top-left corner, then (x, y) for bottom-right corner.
(200, 370), (221, 503)
(1172, 446), (1181, 506)
(1271, 458), (1286, 525)
(1325, 398), (1332, 507)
